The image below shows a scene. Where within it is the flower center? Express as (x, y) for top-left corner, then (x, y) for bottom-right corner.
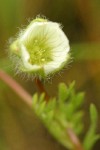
(24, 37), (53, 65)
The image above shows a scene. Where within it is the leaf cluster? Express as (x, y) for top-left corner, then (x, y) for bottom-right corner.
(32, 82), (99, 150)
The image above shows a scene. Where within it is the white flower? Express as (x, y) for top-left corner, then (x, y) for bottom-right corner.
(10, 17), (70, 78)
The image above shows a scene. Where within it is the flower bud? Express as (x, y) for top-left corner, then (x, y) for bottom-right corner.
(10, 17), (70, 78)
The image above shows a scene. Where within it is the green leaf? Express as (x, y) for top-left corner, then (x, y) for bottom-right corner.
(45, 98), (56, 113)
(58, 83), (67, 102)
(72, 92), (84, 109)
(74, 123), (84, 135)
(32, 82), (99, 150)
(83, 104), (100, 150)
(72, 111), (83, 125)
(44, 110), (54, 124)
(66, 81), (75, 100)
(90, 104), (98, 126)
(32, 93), (38, 108)
(65, 103), (74, 120)
(38, 101), (46, 115)
(39, 93), (45, 103)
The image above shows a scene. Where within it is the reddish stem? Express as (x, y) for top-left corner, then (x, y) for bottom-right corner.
(34, 78), (49, 101)
(0, 70), (32, 107)
(67, 128), (84, 150)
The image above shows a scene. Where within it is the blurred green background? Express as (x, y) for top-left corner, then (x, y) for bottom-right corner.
(0, 0), (100, 150)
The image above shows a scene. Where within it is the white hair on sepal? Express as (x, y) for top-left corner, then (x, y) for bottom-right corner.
(36, 14), (46, 19)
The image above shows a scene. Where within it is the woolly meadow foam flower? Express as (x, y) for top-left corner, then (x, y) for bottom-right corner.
(10, 17), (70, 78)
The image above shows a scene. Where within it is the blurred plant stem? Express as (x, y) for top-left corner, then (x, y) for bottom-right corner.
(0, 70), (32, 107)
(0, 70), (49, 106)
